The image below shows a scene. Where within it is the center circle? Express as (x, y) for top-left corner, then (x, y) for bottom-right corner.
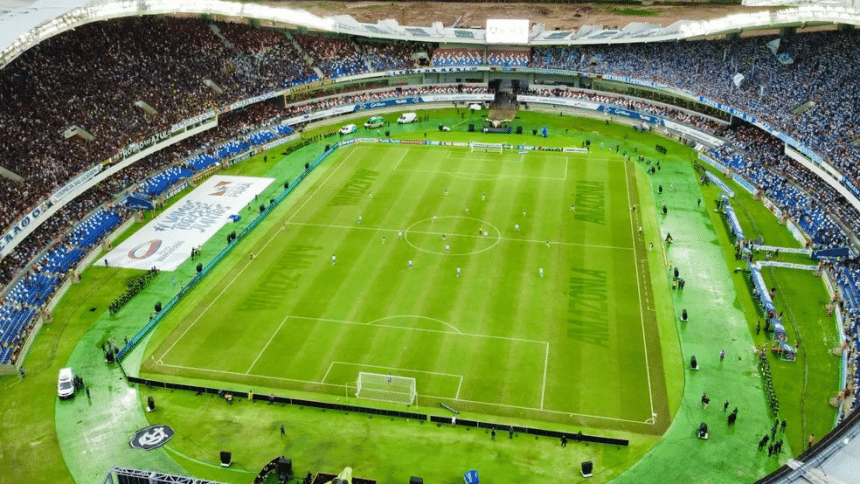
(404, 215), (501, 256)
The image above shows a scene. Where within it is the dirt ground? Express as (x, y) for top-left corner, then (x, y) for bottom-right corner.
(280, 1), (777, 31)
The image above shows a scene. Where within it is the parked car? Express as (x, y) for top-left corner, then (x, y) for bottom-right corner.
(58, 367), (75, 399)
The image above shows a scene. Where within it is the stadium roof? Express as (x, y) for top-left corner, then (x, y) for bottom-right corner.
(3, 0), (860, 68)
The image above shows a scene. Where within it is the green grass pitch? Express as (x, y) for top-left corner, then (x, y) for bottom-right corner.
(142, 142), (667, 431)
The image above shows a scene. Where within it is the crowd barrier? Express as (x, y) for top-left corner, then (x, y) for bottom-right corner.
(125, 375), (628, 447)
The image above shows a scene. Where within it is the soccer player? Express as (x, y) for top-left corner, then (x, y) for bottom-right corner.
(369, 192), (373, 199)
(398, 231), (403, 239)
(433, 215), (437, 223)
(465, 206), (470, 214)
(408, 259), (413, 268)
(570, 204), (575, 212)
(332, 255), (336, 265)
(444, 188), (448, 196)
(445, 244), (450, 254)
(545, 239), (550, 247)
(482, 192), (486, 201)
(523, 209), (527, 216)
(382, 235), (386, 244)
(456, 267), (461, 277)
(358, 215), (362, 224)
(442, 234), (446, 241)
(539, 267), (544, 278)
(388, 374), (392, 384)
(515, 224), (520, 232)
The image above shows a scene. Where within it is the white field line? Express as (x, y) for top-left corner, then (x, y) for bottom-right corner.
(162, 361), (652, 424)
(397, 167), (565, 181)
(455, 376), (464, 399)
(320, 361), (336, 384)
(159, 362), (346, 389)
(285, 221), (634, 251)
(563, 157), (569, 181)
(156, 150), (355, 363)
(245, 315), (289, 374)
(288, 314), (548, 346)
(540, 342), (549, 410)
(624, 160), (656, 419)
(391, 148), (409, 170)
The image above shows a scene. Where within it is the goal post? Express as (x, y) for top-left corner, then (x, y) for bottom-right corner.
(470, 142), (504, 153)
(356, 372), (417, 405)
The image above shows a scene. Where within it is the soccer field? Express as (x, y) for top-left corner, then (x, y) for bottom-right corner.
(142, 142), (667, 432)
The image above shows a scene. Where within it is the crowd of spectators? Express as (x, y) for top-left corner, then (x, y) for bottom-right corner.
(284, 84), (487, 118)
(294, 34), (366, 78)
(526, 87), (722, 132)
(486, 50), (529, 68)
(361, 42), (421, 71)
(530, 31), (860, 183)
(431, 48), (483, 67)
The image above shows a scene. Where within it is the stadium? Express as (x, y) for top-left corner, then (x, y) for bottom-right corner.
(1, 0), (860, 483)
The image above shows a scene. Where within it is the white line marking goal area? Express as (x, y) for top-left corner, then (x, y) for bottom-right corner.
(160, 314), (549, 412)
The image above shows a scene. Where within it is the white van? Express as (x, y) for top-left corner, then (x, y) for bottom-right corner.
(339, 124), (357, 135)
(58, 367), (75, 399)
(397, 113), (417, 124)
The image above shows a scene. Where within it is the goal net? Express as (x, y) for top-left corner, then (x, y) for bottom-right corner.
(470, 142), (504, 153)
(356, 372), (417, 405)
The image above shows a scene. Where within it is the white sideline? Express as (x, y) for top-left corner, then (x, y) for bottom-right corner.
(624, 160), (657, 419)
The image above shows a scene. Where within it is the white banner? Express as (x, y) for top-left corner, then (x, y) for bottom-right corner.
(50, 164), (102, 204)
(663, 119), (724, 146)
(105, 176), (273, 271)
(516, 95), (602, 111)
(419, 94), (494, 103)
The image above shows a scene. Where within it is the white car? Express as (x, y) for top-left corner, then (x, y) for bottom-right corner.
(57, 367), (75, 399)
(339, 124), (357, 135)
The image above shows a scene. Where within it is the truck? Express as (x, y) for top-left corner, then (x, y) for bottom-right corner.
(397, 112), (417, 124)
(364, 116), (385, 128)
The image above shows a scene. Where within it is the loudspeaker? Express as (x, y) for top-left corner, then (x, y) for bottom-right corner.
(581, 461), (593, 477)
(220, 451), (232, 467)
(284, 182), (289, 190)
(196, 263), (203, 274)
(410, 477), (424, 484)
(259, 204), (265, 213)
(324, 145), (330, 152)
(468, 124), (475, 132)
(532, 129), (538, 135)
(147, 396), (155, 411)
(516, 126), (523, 134)
(277, 457), (293, 478)
(305, 162), (310, 169)
(385, 130), (390, 137)
(155, 302), (162, 312)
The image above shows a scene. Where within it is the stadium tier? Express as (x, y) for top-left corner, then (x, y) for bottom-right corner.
(1, 11), (860, 484)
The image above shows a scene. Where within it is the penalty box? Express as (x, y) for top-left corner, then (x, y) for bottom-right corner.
(241, 316), (549, 409)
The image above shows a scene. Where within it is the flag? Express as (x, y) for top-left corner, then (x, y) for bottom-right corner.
(733, 73), (745, 88)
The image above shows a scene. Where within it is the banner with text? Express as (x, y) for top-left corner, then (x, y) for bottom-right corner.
(105, 176), (273, 271)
